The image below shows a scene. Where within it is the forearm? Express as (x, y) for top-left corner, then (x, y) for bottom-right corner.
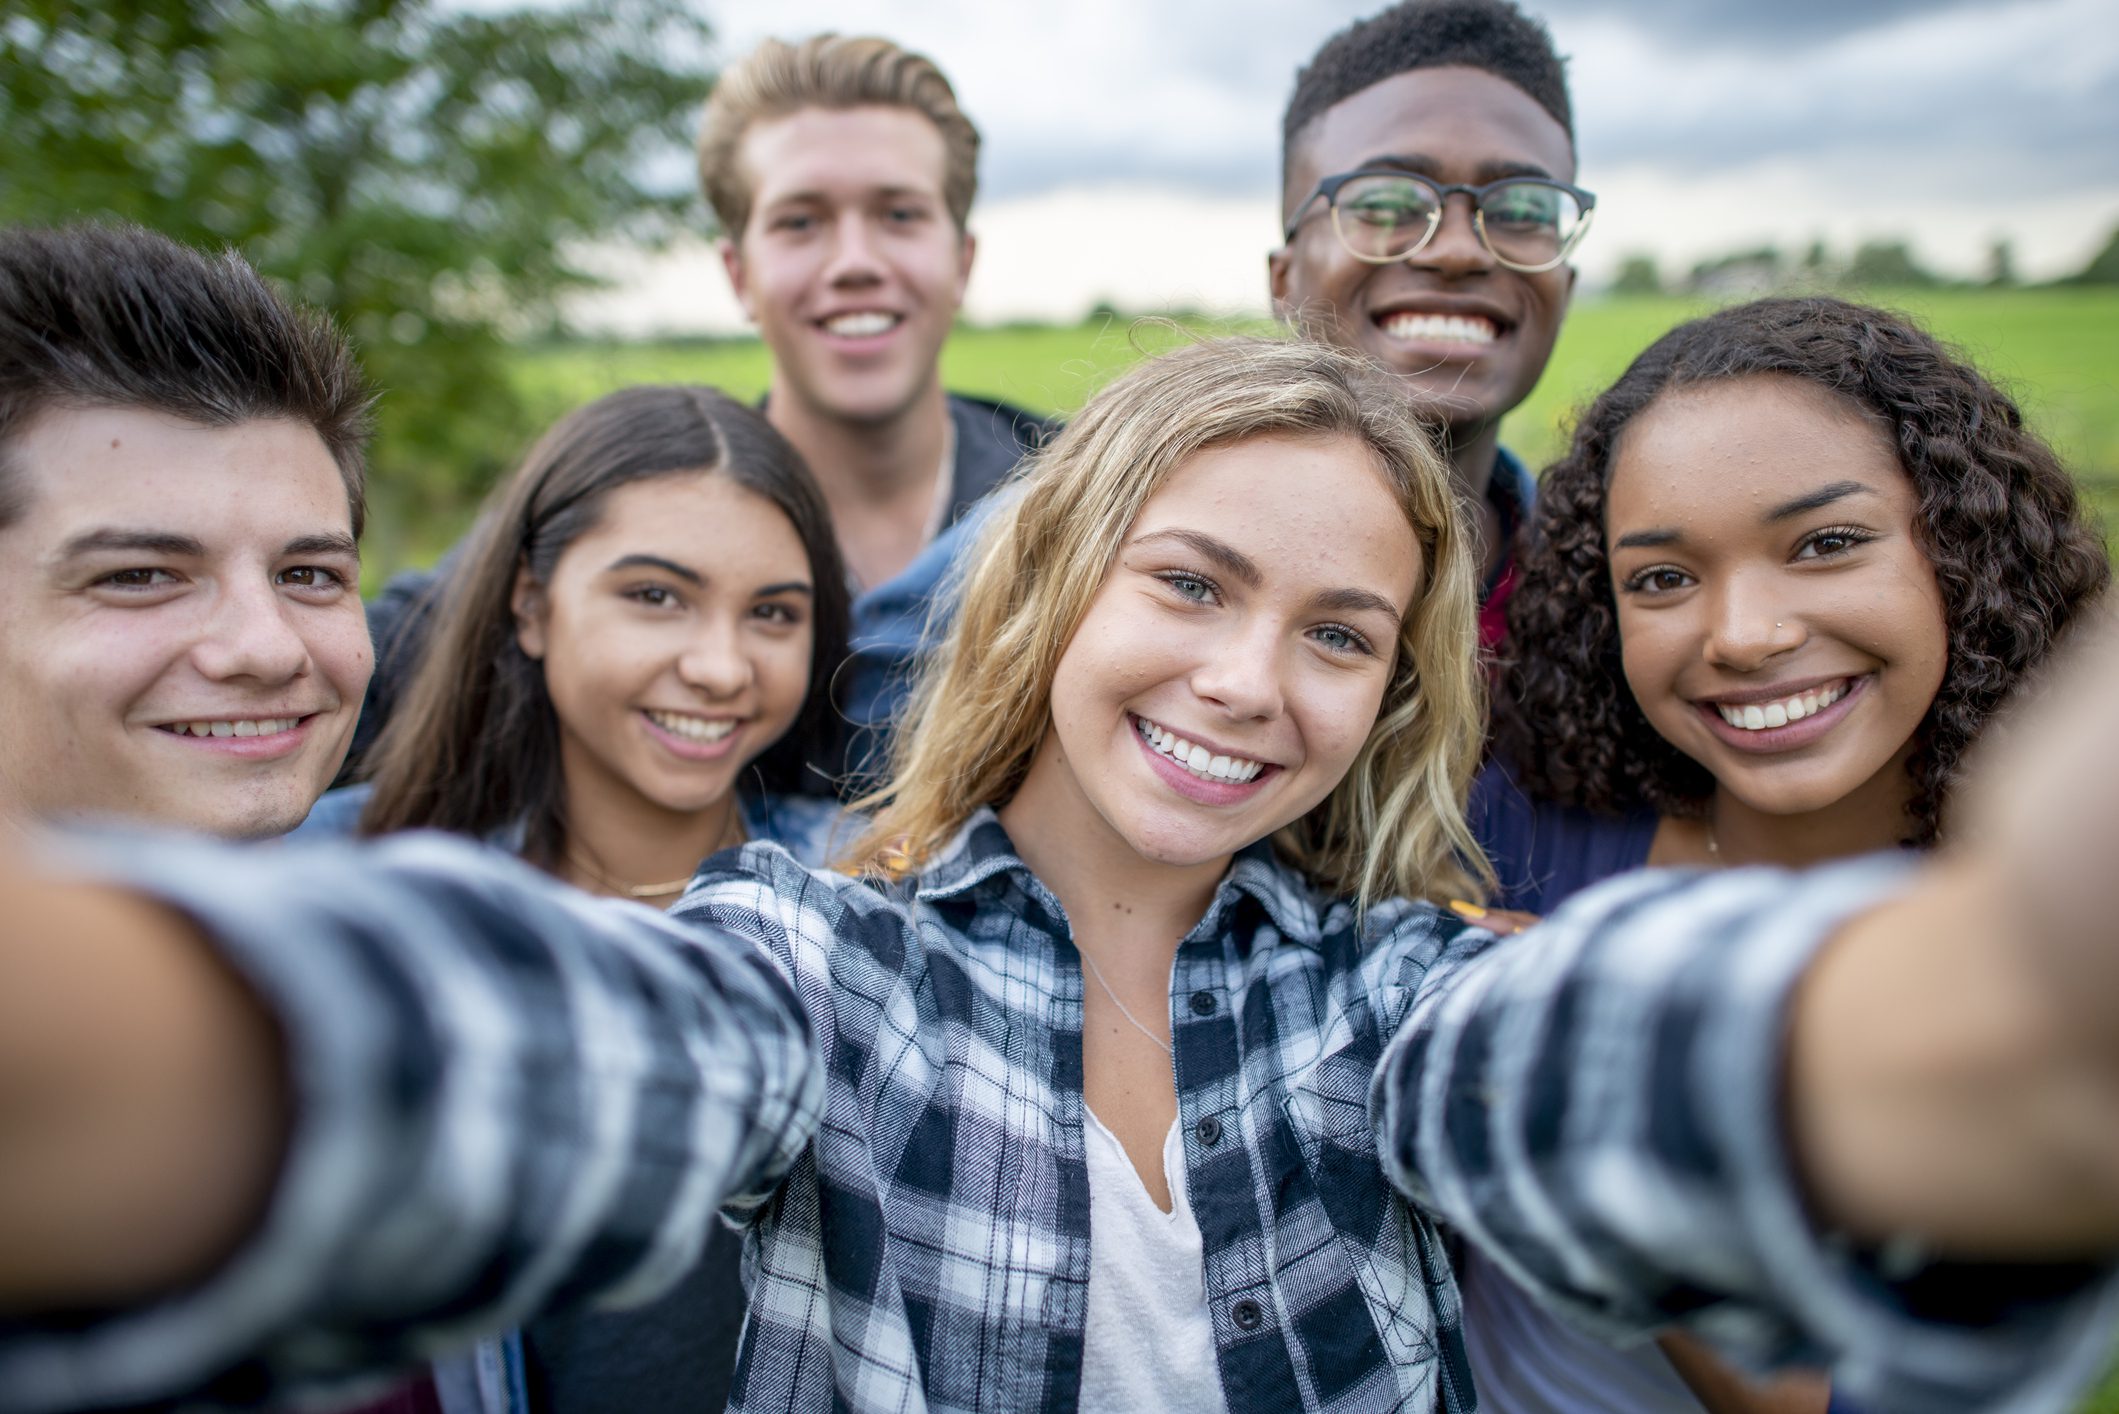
(0, 878), (286, 1306)
(0, 832), (821, 1413)
(1790, 856), (2119, 1255)
(1376, 860), (2119, 1412)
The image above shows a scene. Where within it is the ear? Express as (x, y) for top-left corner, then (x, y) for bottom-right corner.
(1267, 245), (1294, 320)
(718, 235), (757, 323)
(510, 562), (548, 660)
(952, 227), (977, 304)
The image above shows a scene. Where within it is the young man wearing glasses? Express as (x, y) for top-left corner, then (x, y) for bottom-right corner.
(1269, 0), (1590, 650)
(1274, 5), (1837, 1412)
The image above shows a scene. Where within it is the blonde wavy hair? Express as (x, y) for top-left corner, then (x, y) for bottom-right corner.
(847, 336), (1490, 907)
(697, 34), (980, 236)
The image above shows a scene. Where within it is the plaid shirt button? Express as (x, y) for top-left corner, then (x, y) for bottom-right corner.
(1189, 990), (1217, 1016)
(1195, 1115), (1223, 1146)
(1231, 1298), (1266, 1332)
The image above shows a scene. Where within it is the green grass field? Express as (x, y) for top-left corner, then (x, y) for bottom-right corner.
(512, 288), (2119, 544)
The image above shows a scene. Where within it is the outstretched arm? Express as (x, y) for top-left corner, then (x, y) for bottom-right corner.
(1379, 602), (2119, 1410)
(0, 833), (822, 1414)
(1790, 602), (2119, 1254)
(0, 882), (285, 1308)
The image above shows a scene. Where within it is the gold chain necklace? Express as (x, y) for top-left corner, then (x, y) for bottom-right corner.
(566, 848), (696, 900)
(566, 816), (746, 902)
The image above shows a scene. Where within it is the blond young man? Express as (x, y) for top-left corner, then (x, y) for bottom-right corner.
(355, 36), (1045, 789)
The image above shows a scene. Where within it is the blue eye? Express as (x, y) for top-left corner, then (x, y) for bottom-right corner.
(1161, 572), (1217, 603)
(1311, 624), (1375, 656)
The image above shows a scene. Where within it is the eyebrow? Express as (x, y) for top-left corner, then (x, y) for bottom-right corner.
(767, 184), (936, 208)
(58, 528), (208, 559)
(1132, 530), (1400, 617)
(1764, 480), (1876, 523)
(1312, 585), (1405, 620)
(607, 553), (703, 585)
(1358, 153), (1556, 183)
(1130, 529), (1263, 588)
(285, 532), (360, 558)
(753, 580), (813, 598)
(1614, 480), (1884, 552)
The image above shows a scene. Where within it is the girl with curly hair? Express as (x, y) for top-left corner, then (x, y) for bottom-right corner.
(1459, 296), (2111, 1414)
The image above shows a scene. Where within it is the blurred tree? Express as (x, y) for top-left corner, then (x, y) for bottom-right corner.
(2066, 225), (2119, 285)
(1984, 237), (2018, 288)
(0, 0), (715, 571)
(1610, 253), (1661, 296)
(1843, 239), (1940, 288)
(1799, 238), (1833, 285)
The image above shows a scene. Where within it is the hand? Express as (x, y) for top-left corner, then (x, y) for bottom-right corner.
(1788, 595), (2119, 1255)
(0, 869), (288, 1307)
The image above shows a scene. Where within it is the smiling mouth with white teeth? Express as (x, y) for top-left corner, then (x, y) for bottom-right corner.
(645, 708), (739, 744)
(1712, 679), (1850, 732)
(1133, 714), (1267, 783)
(1377, 311), (1498, 346)
(821, 311), (900, 337)
(156, 716), (305, 739)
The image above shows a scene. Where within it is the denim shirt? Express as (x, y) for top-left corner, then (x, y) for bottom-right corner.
(11, 819), (2118, 1414)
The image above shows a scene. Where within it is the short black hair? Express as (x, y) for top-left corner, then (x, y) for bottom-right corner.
(1283, 0), (1573, 177)
(0, 222), (372, 534)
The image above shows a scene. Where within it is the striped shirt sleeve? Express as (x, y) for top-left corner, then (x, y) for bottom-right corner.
(1374, 860), (2119, 1414)
(0, 829), (823, 1414)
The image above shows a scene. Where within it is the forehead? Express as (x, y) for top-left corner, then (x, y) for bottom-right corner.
(562, 472), (808, 571)
(738, 105), (950, 207)
(1608, 376), (1908, 526)
(1135, 432), (1421, 605)
(1286, 65), (1575, 202)
(6, 405), (352, 548)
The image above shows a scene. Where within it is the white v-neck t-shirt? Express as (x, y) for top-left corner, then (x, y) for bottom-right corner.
(1079, 1108), (1230, 1414)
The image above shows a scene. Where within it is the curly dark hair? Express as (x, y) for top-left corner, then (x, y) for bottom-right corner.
(1495, 296), (2110, 846)
(1283, 0), (1572, 182)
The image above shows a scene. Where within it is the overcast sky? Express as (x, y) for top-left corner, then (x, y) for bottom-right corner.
(578, 0), (2119, 333)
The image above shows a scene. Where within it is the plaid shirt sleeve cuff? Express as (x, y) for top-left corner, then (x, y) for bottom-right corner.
(0, 829), (820, 1414)
(1376, 858), (2119, 1414)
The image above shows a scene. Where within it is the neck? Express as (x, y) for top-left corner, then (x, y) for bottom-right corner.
(998, 744), (1227, 987)
(1443, 420), (1500, 501)
(768, 378), (951, 508)
(1442, 420), (1506, 582)
(1707, 749), (1919, 870)
(769, 379), (952, 590)
(555, 771), (743, 902)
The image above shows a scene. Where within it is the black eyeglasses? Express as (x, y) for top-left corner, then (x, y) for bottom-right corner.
(1284, 169), (1597, 274)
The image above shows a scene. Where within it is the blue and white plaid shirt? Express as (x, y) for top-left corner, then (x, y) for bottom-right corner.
(5, 815), (2115, 1413)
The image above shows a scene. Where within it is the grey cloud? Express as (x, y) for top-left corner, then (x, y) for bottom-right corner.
(1586, 75), (2119, 191)
(1535, 0), (1994, 49)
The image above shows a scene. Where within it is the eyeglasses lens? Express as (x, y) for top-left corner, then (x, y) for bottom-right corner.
(1331, 175), (1584, 269)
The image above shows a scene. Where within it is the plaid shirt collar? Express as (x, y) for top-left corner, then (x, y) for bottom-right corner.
(912, 806), (1327, 950)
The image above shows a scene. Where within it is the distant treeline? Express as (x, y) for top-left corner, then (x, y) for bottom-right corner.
(1611, 224), (2119, 297)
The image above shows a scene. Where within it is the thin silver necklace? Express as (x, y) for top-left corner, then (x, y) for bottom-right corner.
(1079, 948), (1173, 1058)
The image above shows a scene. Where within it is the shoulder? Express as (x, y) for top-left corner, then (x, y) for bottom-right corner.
(743, 793), (853, 870)
(946, 393), (1056, 510)
(1472, 759), (1659, 916)
(678, 841), (914, 985)
(1492, 442), (1540, 513)
(286, 783), (372, 840)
